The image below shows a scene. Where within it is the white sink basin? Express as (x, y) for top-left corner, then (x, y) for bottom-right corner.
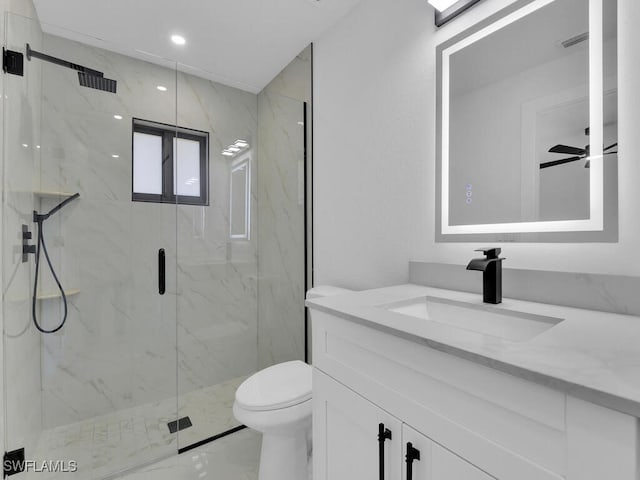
(383, 296), (563, 342)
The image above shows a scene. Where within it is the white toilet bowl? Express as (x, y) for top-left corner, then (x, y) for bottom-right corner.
(234, 286), (353, 480)
(233, 361), (312, 480)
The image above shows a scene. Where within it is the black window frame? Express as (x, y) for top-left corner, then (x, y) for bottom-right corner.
(132, 118), (209, 206)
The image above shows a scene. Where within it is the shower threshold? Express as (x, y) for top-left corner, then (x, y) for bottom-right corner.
(26, 375), (248, 479)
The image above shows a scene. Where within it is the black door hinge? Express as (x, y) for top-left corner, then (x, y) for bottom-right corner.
(3, 48), (24, 76)
(3, 448), (25, 477)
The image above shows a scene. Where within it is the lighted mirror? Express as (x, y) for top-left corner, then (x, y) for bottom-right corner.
(436, 0), (618, 241)
(230, 158), (251, 240)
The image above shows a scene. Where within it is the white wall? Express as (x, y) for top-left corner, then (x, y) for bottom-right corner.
(313, 0), (640, 290)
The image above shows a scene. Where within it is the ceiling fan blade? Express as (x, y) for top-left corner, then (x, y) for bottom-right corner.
(540, 156), (582, 169)
(548, 144), (586, 155)
(584, 151), (618, 168)
(603, 142), (618, 151)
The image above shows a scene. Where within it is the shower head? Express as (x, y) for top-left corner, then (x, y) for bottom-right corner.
(34, 193), (80, 223)
(78, 72), (117, 93)
(26, 44), (117, 94)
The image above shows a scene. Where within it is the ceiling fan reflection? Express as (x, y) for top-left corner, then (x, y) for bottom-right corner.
(540, 127), (618, 169)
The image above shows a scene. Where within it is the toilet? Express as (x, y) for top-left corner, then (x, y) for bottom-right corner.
(233, 286), (353, 480)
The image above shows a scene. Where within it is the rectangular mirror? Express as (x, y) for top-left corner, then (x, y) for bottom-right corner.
(436, 0), (618, 242)
(230, 157), (251, 240)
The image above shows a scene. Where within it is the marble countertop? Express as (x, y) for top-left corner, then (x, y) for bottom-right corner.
(306, 284), (640, 418)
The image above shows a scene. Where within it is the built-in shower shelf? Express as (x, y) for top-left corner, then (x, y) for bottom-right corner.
(36, 289), (80, 301)
(33, 190), (77, 200)
(7, 289), (81, 303)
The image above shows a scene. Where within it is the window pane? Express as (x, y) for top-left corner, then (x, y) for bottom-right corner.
(133, 132), (163, 194)
(174, 137), (201, 197)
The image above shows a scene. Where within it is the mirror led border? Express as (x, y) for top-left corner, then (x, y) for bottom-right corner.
(440, 0), (604, 235)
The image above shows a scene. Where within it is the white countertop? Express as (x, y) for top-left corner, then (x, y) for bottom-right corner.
(306, 284), (640, 418)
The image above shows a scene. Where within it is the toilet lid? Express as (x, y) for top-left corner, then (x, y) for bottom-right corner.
(235, 360), (312, 411)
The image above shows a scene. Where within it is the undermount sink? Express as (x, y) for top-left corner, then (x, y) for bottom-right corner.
(382, 296), (563, 342)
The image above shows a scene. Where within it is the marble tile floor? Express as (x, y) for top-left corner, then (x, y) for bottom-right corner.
(22, 375), (249, 480)
(114, 429), (260, 480)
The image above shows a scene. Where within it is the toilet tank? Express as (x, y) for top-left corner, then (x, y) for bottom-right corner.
(306, 285), (354, 299)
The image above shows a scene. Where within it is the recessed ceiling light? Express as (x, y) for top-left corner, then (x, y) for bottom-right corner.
(171, 34), (186, 45)
(157, 85), (167, 92)
(113, 114), (123, 120)
(36, 145), (41, 149)
(112, 154), (120, 158)
(427, 0), (458, 11)
(222, 151), (234, 157)
(22, 143), (28, 148)
(228, 146), (241, 152)
(234, 140), (249, 147)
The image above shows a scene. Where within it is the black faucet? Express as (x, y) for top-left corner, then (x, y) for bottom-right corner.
(466, 248), (505, 304)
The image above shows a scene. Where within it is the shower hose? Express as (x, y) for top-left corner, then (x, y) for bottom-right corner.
(31, 193), (80, 334)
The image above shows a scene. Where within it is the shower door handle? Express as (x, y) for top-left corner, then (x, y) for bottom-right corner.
(158, 248), (165, 295)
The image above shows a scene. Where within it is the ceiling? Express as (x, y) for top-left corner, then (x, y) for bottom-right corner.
(33, 0), (362, 93)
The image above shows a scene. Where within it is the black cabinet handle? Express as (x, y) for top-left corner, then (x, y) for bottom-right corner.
(158, 248), (165, 295)
(378, 423), (392, 480)
(406, 442), (421, 480)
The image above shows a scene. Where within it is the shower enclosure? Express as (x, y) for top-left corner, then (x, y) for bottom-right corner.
(2, 11), (309, 479)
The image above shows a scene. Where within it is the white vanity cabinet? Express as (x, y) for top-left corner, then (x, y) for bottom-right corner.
(314, 369), (494, 480)
(403, 425), (493, 480)
(311, 309), (640, 480)
(313, 369), (402, 480)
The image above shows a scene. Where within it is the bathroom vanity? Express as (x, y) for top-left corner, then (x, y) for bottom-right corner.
(307, 285), (640, 480)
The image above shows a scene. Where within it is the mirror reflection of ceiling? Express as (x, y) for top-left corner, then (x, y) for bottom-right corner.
(33, 0), (363, 93)
(450, 0), (616, 96)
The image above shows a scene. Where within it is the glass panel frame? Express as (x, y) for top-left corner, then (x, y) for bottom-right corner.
(2, 13), (180, 478)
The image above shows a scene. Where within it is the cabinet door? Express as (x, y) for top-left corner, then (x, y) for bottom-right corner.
(431, 443), (494, 480)
(314, 369), (402, 480)
(402, 425), (432, 480)
(402, 425), (495, 480)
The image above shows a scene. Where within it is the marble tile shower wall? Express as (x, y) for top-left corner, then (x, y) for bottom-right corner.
(36, 34), (258, 428)
(2, 12), (44, 456)
(256, 47), (310, 368)
(256, 92), (305, 367)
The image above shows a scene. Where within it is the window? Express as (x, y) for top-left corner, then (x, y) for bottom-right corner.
(132, 118), (209, 205)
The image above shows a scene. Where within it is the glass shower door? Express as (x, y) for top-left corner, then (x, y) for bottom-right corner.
(2, 13), (179, 478)
(173, 71), (308, 451)
(174, 66), (260, 449)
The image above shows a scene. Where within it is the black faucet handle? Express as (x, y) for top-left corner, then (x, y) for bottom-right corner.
(474, 247), (501, 259)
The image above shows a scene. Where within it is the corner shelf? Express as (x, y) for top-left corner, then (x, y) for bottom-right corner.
(36, 289), (80, 301)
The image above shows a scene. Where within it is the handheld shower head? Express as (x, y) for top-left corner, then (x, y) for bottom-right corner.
(34, 192), (80, 223)
(30, 192), (80, 334)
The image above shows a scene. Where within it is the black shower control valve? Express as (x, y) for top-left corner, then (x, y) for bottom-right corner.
(21, 224), (35, 263)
